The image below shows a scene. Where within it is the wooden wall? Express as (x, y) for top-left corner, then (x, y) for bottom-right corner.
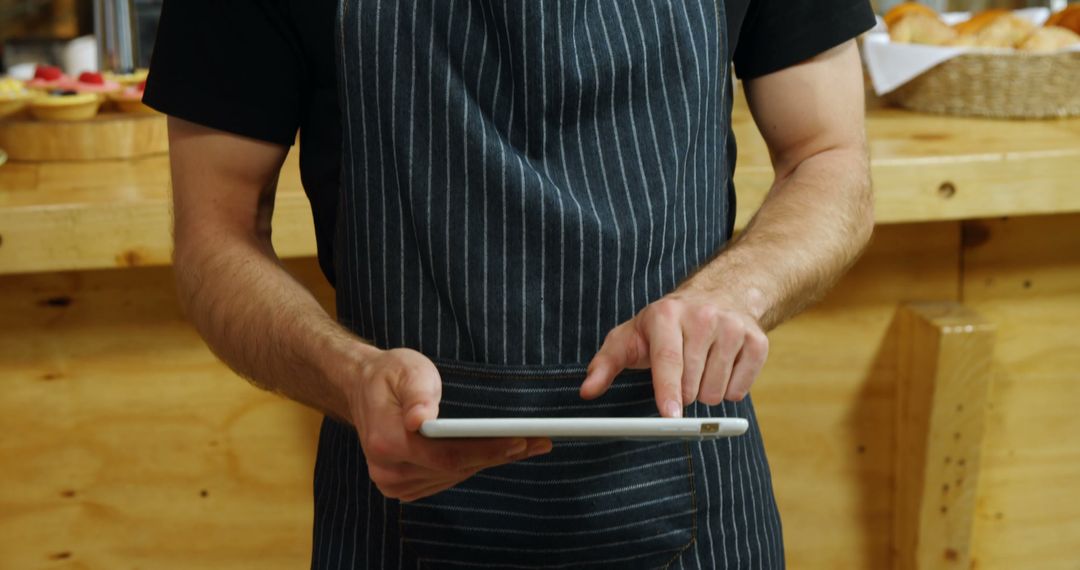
(963, 215), (1080, 570)
(755, 221), (961, 568)
(0, 260), (329, 569)
(1, 216), (1077, 568)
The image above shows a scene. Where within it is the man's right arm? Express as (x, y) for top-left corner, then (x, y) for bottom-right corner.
(170, 116), (360, 421)
(168, 117), (550, 501)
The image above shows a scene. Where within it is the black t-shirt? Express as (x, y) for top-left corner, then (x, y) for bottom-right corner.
(146, 0), (874, 289)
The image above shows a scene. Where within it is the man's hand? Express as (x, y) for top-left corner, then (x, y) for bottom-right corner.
(580, 292), (768, 418)
(347, 348), (552, 502)
(168, 118), (550, 503)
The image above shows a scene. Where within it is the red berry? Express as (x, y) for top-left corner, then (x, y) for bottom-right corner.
(34, 65), (63, 81)
(78, 71), (105, 85)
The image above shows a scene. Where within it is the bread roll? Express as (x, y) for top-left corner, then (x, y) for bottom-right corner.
(953, 9), (1009, 36)
(972, 14), (1036, 48)
(944, 34), (979, 48)
(1046, 5), (1080, 35)
(1018, 26), (1080, 52)
(890, 12), (958, 46)
(884, 2), (939, 29)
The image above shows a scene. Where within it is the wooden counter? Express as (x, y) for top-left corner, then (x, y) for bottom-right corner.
(1, 97), (1078, 275)
(2, 99), (1079, 569)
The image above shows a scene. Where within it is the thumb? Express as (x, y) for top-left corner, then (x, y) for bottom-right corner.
(395, 363), (442, 433)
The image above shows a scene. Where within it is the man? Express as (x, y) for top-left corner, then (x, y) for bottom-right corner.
(147, 0), (874, 567)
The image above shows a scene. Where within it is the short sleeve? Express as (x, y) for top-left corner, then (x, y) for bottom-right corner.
(733, 0), (876, 80)
(144, 0), (305, 146)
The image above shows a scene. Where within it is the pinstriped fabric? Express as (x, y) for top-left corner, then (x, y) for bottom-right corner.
(312, 371), (783, 569)
(322, 1), (783, 568)
(336, 0), (730, 361)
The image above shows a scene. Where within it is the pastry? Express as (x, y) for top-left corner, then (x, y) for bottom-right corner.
(28, 90), (101, 121)
(972, 13), (1036, 48)
(1046, 5), (1080, 35)
(1018, 26), (1080, 52)
(953, 9), (1010, 36)
(0, 77), (33, 118)
(884, 2), (939, 29)
(944, 34), (979, 48)
(109, 80), (156, 114)
(889, 12), (958, 46)
(104, 68), (149, 87)
(25, 65), (72, 92)
(70, 72), (122, 100)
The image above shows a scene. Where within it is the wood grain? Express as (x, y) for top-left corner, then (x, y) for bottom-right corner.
(754, 222), (961, 569)
(0, 152), (315, 274)
(0, 113), (168, 162)
(730, 93), (1080, 229)
(961, 214), (1080, 570)
(3, 95), (1080, 274)
(894, 302), (995, 570)
(0, 258), (334, 570)
(0, 223), (960, 569)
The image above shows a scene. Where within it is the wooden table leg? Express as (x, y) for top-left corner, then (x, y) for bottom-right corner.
(894, 302), (995, 569)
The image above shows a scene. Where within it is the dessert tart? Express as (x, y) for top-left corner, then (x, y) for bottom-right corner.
(0, 77), (33, 118)
(109, 80), (156, 114)
(25, 65), (72, 92)
(70, 72), (122, 101)
(28, 90), (102, 121)
(104, 68), (150, 87)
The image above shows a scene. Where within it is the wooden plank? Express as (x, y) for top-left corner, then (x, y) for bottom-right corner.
(894, 303), (995, 569)
(0, 258), (334, 570)
(0, 151), (315, 274)
(4, 96), (1080, 275)
(755, 222), (961, 568)
(731, 92), (1080, 229)
(0, 222), (960, 569)
(961, 214), (1080, 570)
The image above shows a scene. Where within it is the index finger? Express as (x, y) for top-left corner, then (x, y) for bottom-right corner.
(643, 312), (685, 418)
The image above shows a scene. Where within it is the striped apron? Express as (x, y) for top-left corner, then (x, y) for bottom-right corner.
(318, 1), (784, 567)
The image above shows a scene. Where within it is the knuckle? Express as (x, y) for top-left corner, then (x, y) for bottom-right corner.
(623, 339), (642, 365)
(699, 391), (725, 406)
(695, 305), (722, 326)
(651, 299), (680, 320)
(682, 382), (700, 403)
(654, 347), (683, 366)
(753, 330), (770, 354)
(364, 433), (397, 460)
(722, 315), (747, 336)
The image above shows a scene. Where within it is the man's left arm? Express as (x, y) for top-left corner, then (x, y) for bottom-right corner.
(582, 41), (873, 418)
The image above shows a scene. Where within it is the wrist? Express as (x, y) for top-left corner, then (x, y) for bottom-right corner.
(312, 328), (381, 422)
(677, 275), (770, 325)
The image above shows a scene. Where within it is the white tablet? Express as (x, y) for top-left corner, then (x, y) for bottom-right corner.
(420, 417), (748, 441)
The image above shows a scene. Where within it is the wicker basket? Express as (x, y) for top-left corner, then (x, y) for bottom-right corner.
(885, 50), (1080, 119)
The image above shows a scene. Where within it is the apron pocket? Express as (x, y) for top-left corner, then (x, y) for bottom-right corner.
(399, 361), (698, 569)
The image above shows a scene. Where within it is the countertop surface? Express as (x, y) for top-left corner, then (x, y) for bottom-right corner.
(1, 95), (1078, 274)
